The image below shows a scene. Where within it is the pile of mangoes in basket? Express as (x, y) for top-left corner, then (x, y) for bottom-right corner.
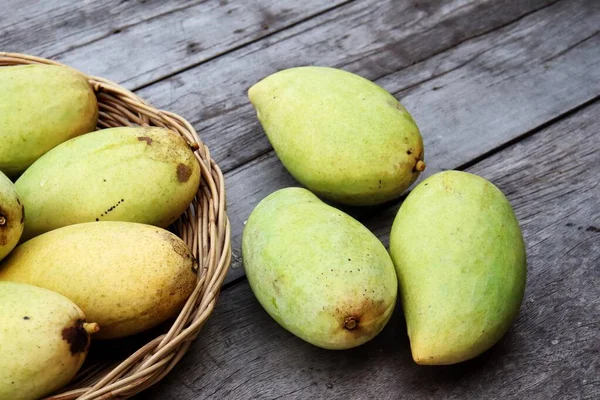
(0, 64), (201, 399)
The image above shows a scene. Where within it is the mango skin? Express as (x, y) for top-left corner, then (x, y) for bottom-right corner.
(0, 221), (197, 339)
(15, 126), (201, 241)
(0, 171), (23, 261)
(0, 281), (97, 400)
(248, 66), (425, 206)
(243, 187), (397, 350)
(389, 171), (527, 365)
(0, 64), (98, 178)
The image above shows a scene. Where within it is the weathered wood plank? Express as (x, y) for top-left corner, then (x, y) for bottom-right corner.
(220, 0), (600, 282)
(2, 1), (349, 89)
(53, 0), (350, 88)
(0, 0), (200, 56)
(137, 0), (558, 171)
(146, 99), (600, 400)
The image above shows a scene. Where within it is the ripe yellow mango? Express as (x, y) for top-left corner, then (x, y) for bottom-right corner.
(0, 281), (98, 400)
(243, 187), (397, 349)
(0, 171), (23, 261)
(389, 171), (527, 365)
(0, 221), (197, 339)
(0, 65), (98, 178)
(15, 126), (200, 241)
(248, 67), (425, 206)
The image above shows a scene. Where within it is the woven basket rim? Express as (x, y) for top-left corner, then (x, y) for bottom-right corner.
(0, 52), (232, 400)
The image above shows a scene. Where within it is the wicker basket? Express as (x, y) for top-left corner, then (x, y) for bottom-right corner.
(0, 52), (232, 399)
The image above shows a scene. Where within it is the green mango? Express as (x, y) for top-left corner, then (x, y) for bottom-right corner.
(389, 171), (527, 365)
(243, 187), (397, 349)
(15, 126), (200, 241)
(248, 66), (425, 206)
(0, 64), (98, 178)
(0, 171), (23, 261)
(0, 281), (98, 400)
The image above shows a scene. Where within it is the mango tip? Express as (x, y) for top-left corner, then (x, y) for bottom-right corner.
(247, 82), (259, 104)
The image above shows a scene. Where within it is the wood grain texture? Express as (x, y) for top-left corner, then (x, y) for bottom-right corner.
(221, 0), (600, 282)
(52, 0), (349, 89)
(0, 0), (200, 57)
(144, 98), (600, 400)
(4, 1), (598, 398)
(136, 0), (557, 172)
(1, 0), (349, 89)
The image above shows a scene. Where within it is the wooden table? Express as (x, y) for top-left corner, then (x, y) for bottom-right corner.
(4, 1), (599, 398)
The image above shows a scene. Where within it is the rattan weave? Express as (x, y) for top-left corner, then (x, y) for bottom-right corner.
(0, 52), (232, 399)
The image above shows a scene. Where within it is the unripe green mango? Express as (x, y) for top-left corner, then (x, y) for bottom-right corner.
(15, 126), (200, 241)
(243, 187), (397, 349)
(0, 171), (23, 261)
(0, 64), (98, 178)
(248, 67), (425, 206)
(389, 171), (526, 365)
(0, 281), (98, 400)
(0, 221), (197, 339)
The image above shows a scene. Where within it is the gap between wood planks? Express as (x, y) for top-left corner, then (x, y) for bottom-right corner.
(4, 0), (566, 174)
(219, 0), (597, 175)
(144, 97), (600, 400)
(48, 0), (352, 88)
(135, 0), (562, 172)
(129, 0), (556, 93)
(219, 0), (600, 283)
(226, 0), (565, 173)
(2, 0), (353, 87)
(2, 1), (573, 173)
(5, 0), (553, 93)
(0, 0), (202, 56)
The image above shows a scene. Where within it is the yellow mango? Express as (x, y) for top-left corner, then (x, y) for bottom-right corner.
(0, 281), (98, 400)
(15, 126), (200, 241)
(0, 221), (197, 339)
(0, 65), (98, 178)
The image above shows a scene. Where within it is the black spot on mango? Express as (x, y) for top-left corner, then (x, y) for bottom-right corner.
(137, 136), (153, 145)
(61, 319), (91, 356)
(177, 163), (192, 183)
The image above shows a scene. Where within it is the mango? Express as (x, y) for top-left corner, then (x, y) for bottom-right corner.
(248, 66), (425, 206)
(0, 171), (23, 261)
(0, 64), (98, 178)
(0, 221), (197, 339)
(243, 187), (397, 349)
(0, 281), (98, 400)
(15, 126), (200, 241)
(389, 171), (527, 365)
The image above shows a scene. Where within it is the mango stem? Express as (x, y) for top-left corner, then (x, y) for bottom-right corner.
(414, 160), (426, 172)
(83, 322), (100, 334)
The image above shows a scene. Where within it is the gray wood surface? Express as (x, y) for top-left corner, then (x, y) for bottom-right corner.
(2, 0), (599, 399)
(2, 1), (348, 89)
(54, 0), (349, 89)
(1, 0), (200, 59)
(137, 0), (558, 172)
(223, 0), (600, 283)
(146, 98), (600, 400)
